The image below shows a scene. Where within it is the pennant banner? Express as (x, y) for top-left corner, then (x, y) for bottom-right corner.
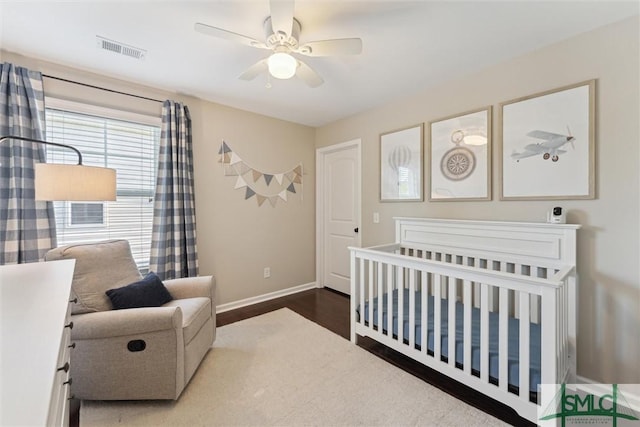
(230, 152), (242, 165)
(245, 187), (256, 200)
(234, 176), (247, 189)
(219, 142), (231, 154)
(224, 164), (238, 176)
(220, 140), (303, 207)
(237, 162), (251, 175)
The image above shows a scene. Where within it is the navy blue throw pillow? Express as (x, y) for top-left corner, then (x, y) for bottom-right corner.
(106, 272), (173, 310)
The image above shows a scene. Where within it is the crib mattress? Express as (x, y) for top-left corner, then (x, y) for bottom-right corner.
(360, 289), (541, 393)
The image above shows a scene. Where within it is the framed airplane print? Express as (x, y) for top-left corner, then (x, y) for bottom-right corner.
(499, 80), (595, 200)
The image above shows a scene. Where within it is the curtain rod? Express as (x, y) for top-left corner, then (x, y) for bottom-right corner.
(42, 74), (164, 104)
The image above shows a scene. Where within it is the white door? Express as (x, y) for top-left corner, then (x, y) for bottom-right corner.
(317, 140), (361, 295)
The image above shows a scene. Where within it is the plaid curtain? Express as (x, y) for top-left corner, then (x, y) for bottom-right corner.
(0, 62), (57, 264)
(149, 100), (198, 279)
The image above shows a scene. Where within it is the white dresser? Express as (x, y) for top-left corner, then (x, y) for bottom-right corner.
(0, 259), (76, 426)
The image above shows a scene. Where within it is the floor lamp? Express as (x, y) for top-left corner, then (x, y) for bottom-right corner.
(0, 135), (116, 201)
(0, 137), (115, 425)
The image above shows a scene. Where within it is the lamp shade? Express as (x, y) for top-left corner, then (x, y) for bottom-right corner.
(35, 163), (117, 201)
(267, 52), (298, 79)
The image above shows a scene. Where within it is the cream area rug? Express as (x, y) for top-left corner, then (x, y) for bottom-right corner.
(81, 308), (507, 426)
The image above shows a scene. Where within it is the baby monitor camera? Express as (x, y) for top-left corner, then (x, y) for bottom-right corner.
(547, 206), (566, 224)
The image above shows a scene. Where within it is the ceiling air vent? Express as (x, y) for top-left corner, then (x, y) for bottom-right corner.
(96, 36), (146, 60)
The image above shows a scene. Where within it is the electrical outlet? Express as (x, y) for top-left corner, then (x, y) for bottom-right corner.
(263, 267), (271, 279)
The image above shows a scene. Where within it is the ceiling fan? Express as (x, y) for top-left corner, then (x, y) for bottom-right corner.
(194, 0), (363, 88)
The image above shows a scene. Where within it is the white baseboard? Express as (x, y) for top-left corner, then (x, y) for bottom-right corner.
(576, 374), (596, 384)
(216, 282), (318, 314)
(575, 375), (640, 412)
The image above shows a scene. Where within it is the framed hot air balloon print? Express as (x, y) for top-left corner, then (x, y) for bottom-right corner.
(428, 107), (492, 201)
(380, 124), (423, 202)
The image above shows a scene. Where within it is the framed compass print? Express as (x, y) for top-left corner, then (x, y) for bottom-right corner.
(427, 107), (491, 201)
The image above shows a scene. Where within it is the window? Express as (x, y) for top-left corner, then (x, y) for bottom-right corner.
(45, 99), (161, 271)
(69, 202), (105, 227)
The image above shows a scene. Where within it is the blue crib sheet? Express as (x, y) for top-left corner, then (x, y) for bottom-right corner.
(360, 289), (541, 393)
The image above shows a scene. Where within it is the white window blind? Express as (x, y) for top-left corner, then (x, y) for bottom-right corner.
(45, 102), (160, 271)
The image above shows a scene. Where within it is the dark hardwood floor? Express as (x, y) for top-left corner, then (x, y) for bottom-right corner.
(217, 286), (351, 337)
(219, 287), (534, 427)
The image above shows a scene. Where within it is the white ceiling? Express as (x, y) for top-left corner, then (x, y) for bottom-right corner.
(1, 1), (638, 127)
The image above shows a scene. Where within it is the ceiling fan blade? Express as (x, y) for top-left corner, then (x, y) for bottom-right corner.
(195, 22), (267, 49)
(296, 61), (324, 88)
(298, 38), (362, 57)
(269, 0), (294, 38)
(239, 59), (268, 81)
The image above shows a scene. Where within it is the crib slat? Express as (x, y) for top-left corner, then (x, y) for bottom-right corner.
(359, 258), (365, 328)
(530, 294), (540, 324)
(448, 277), (456, 367)
(473, 281), (481, 309)
(519, 292), (530, 399)
(487, 261), (503, 312)
(556, 284), (561, 376)
(398, 267), (404, 343)
(368, 260), (374, 331)
(570, 274), (578, 379)
(560, 285), (565, 376)
(434, 274), (442, 360)
(514, 264), (522, 319)
(350, 251), (358, 343)
(540, 289), (561, 390)
(463, 280), (472, 374)
(377, 261), (383, 336)
(499, 287), (509, 391)
(564, 282), (569, 373)
(421, 270), (428, 353)
(541, 290), (562, 384)
(409, 268), (416, 348)
(387, 264), (393, 336)
(480, 283), (489, 382)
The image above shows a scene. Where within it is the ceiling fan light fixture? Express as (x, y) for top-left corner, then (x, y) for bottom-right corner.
(268, 52), (297, 79)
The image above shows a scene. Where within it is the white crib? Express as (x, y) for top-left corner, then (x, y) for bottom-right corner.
(349, 217), (580, 423)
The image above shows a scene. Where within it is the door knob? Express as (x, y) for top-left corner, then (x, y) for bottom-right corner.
(354, 227), (359, 233)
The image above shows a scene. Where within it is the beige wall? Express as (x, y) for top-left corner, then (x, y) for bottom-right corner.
(316, 16), (640, 384)
(1, 50), (317, 307)
(190, 101), (315, 305)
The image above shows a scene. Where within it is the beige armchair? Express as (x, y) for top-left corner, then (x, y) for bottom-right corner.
(45, 240), (215, 400)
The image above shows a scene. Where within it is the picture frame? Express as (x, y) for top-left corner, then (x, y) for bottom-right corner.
(427, 107), (492, 201)
(380, 124), (423, 202)
(499, 80), (595, 200)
